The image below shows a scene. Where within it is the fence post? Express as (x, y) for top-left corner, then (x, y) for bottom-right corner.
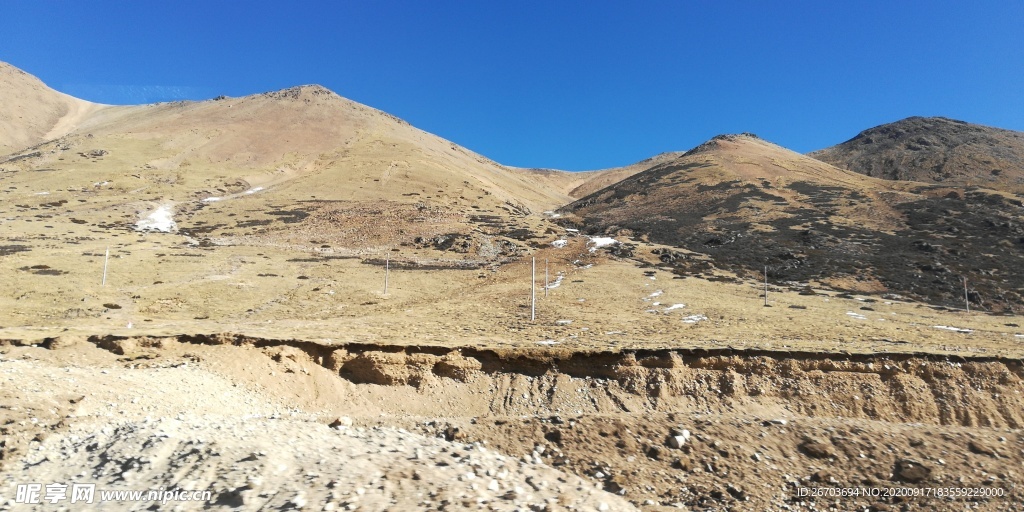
(764, 265), (768, 307)
(102, 246), (109, 287)
(531, 257), (536, 321)
(384, 252), (390, 295)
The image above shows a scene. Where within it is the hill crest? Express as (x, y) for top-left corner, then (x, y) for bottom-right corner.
(810, 116), (1024, 192)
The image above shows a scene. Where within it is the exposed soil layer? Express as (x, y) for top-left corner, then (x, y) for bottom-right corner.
(80, 333), (1024, 429)
(10, 334), (1014, 510)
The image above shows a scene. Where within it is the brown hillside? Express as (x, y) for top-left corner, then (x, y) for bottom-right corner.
(0, 62), (577, 264)
(562, 134), (1024, 312)
(0, 62), (111, 155)
(810, 116), (1024, 193)
(511, 151), (685, 199)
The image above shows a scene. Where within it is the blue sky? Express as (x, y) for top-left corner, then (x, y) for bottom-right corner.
(3, 1), (1023, 170)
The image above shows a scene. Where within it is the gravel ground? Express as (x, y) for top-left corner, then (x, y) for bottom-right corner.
(0, 348), (635, 511)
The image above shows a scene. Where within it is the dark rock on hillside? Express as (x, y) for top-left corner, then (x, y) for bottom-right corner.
(810, 117), (1024, 192)
(560, 134), (1024, 313)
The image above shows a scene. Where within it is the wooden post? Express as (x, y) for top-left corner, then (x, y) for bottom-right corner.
(963, 276), (969, 313)
(384, 252), (390, 295)
(531, 257), (536, 321)
(102, 246), (109, 287)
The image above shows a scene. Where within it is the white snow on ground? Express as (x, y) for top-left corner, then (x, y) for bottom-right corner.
(648, 290), (663, 298)
(33, 191), (49, 195)
(202, 197), (222, 202)
(664, 304), (686, 312)
(135, 204), (177, 233)
(244, 186), (265, 195)
(545, 274), (565, 290)
(587, 236), (618, 252)
(846, 311), (867, 320)
(551, 239), (568, 248)
(681, 314), (708, 324)
(543, 210), (562, 219)
(536, 340), (559, 345)
(1016, 334), (1024, 338)
(933, 325), (973, 333)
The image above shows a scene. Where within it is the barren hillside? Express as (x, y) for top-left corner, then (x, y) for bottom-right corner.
(511, 152), (686, 199)
(0, 62), (586, 267)
(810, 116), (1024, 193)
(561, 134), (1024, 312)
(0, 62), (112, 156)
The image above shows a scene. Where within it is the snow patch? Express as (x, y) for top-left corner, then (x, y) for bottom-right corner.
(135, 205), (177, 233)
(846, 311), (867, 320)
(588, 237), (618, 248)
(244, 187), (265, 195)
(664, 304), (686, 312)
(202, 197), (222, 203)
(681, 314), (708, 324)
(933, 325), (973, 334)
(551, 239), (567, 248)
(545, 274), (565, 290)
(535, 340), (559, 346)
(587, 236), (618, 253)
(648, 290), (663, 298)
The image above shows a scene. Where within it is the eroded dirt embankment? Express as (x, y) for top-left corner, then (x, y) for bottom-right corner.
(81, 333), (1024, 429)
(9, 334), (1021, 511)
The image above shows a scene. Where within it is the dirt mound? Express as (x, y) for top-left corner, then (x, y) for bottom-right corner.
(810, 116), (1024, 193)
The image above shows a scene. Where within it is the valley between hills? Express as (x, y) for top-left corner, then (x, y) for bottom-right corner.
(1, 61), (1023, 511)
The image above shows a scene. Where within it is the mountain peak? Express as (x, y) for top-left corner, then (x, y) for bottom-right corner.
(683, 132), (762, 156)
(811, 117), (1024, 190)
(260, 84), (340, 102)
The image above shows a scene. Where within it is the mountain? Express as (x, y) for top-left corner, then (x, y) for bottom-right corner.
(0, 62), (578, 262)
(810, 116), (1024, 193)
(561, 133), (1024, 312)
(511, 151), (686, 199)
(0, 61), (111, 155)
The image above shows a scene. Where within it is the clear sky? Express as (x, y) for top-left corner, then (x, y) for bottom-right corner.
(3, 1), (1023, 171)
